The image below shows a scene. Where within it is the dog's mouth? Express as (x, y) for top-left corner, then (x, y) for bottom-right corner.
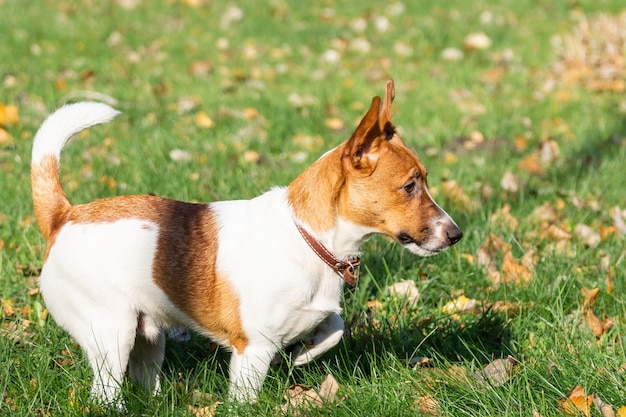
(396, 232), (441, 257)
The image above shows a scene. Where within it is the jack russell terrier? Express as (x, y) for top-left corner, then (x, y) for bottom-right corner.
(31, 80), (462, 406)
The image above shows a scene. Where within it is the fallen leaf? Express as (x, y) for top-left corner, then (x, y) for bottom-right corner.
(558, 385), (593, 416)
(442, 295), (478, 315)
(441, 179), (478, 211)
(518, 153), (545, 176)
(188, 402), (221, 417)
(575, 224), (601, 247)
(190, 61), (213, 76)
(529, 202), (560, 223)
(169, 149), (192, 162)
(581, 288), (607, 337)
(593, 394), (616, 417)
(282, 384), (323, 415)
(618, 405), (626, 417)
(464, 32), (492, 51)
(490, 204), (519, 232)
(387, 280), (420, 305)
(473, 356), (517, 386)
(324, 118), (344, 130)
(318, 374), (339, 403)
(500, 171), (521, 193)
(243, 150), (261, 163)
(414, 395), (441, 416)
(195, 111), (215, 129)
(610, 206), (626, 235)
(0, 103), (19, 126)
(502, 250), (533, 284)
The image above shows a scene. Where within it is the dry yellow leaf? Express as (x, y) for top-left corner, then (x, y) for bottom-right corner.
(617, 405), (626, 417)
(490, 204), (519, 232)
(414, 395), (441, 416)
(558, 385), (593, 416)
(581, 288), (607, 337)
(195, 111), (215, 128)
(0, 103), (19, 126)
(518, 153), (545, 175)
(187, 402), (221, 417)
(502, 251), (533, 284)
(442, 295), (478, 315)
(0, 128), (13, 146)
(324, 117), (344, 130)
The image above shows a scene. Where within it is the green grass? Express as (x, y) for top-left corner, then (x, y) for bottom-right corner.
(2, 0), (626, 415)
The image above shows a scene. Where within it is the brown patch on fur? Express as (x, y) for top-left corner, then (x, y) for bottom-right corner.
(287, 148), (345, 233)
(31, 155), (71, 245)
(37, 188), (249, 353)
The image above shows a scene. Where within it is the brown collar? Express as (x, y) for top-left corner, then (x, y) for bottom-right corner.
(295, 223), (361, 286)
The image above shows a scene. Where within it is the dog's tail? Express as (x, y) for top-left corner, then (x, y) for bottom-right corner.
(31, 102), (120, 241)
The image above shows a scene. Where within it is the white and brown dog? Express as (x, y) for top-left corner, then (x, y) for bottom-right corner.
(31, 80), (461, 406)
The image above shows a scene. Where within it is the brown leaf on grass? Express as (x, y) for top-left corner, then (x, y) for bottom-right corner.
(324, 118), (344, 130)
(414, 395), (441, 416)
(489, 204), (519, 232)
(318, 374), (339, 403)
(473, 356), (517, 387)
(518, 153), (545, 176)
(441, 179), (479, 212)
(558, 385), (593, 416)
(281, 374), (340, 415)
(551, 11), (626, 92)
(477, 233), (533, 286)
(593, 394), (616, 417)
(187, 402), (221, 417)
(575, 224), (601, 247)
(500, 171), (521, 193)
(502, 250), (533, 284)
(282, 384), (323, 414)
(482, 300), (533, 318)
(581, 288), (610, 337)
(2, 299), (15, 316)
(529, 201), (561, 223)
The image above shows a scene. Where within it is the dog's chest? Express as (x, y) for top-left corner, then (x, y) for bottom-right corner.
(275, 273), (343, 345)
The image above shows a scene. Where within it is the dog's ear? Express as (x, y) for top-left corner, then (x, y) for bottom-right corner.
(343, 95), (387, 176)
(379, 79), (395, 131)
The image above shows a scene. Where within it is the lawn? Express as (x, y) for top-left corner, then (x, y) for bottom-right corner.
(1, 0), (626, 415)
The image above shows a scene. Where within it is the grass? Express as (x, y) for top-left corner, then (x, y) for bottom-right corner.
(1, 0), (626, 415)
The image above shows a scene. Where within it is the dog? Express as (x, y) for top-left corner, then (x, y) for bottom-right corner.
(31, 80), (462, 406)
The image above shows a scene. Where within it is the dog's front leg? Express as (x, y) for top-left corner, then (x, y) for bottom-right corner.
(228, 343), (276, 403)
(291, 313), (344, 366)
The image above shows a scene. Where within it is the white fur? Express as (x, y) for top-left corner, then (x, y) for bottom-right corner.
(32, 102), (120, 164)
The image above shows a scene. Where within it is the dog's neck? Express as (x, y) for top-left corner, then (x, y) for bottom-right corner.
(287, 145), (370, 259)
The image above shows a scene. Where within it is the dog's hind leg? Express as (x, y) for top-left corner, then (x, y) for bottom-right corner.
(291, 313), (344, 366)
(128, 317), (165, 396)
(80, 313), (137, 407)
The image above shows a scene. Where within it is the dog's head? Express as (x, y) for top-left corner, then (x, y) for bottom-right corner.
(337, 80), (462, 256)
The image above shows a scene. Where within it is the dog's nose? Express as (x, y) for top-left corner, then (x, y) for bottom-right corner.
(446, 225), (463, 245)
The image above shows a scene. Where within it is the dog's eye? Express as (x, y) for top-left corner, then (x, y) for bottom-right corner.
(403, 181), (416, 195)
